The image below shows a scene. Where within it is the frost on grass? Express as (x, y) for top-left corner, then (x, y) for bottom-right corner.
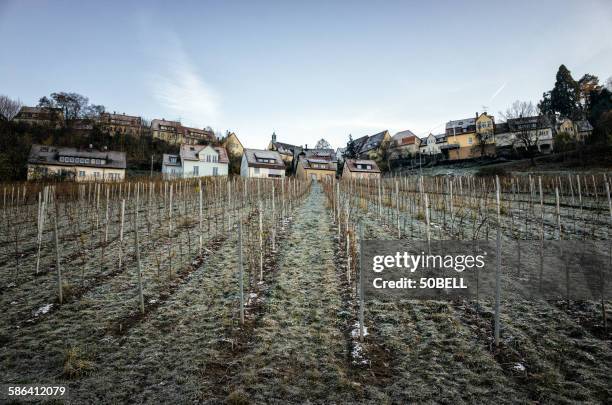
(351, 342), (370, 365)
(350, 321), (368, 338)
(32, 303), (53, 317)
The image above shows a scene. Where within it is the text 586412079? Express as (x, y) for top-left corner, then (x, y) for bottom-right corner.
(2, 385), (68, 401)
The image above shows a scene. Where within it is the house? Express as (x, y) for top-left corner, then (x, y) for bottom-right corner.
(151, 119), (182, 143)
(267, 132), (302, 169)
(151, 119), (215, 145)
(445, 112), (495, 160)
(162, 144), (228, 178)
(14, 106), (64, 127)
(574, 120), (593, 142)
(474, 112), (497, 157)
(495, 115), (554, 154)
(223, 132), (244, 159)
(351, 135), (370, 155)
(357, 130), (391, 160)
(98, 112), (143, 137)
(342, 159), (381, 180)
(420, 133), (447, 155)
(494, 122), (513, 156)
(27, 144), (126, 181)
(556, 117), (575, 137)
(240, 149), (285, 178)
(296, 148), (338, 181)
(389, 130), (421, 159)
(445, 116), (476, 160)
(181, 126), (215, 145)
(162, 154), (182, 178)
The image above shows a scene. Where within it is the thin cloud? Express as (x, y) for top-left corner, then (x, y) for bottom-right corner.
(141, 25), (219, 127)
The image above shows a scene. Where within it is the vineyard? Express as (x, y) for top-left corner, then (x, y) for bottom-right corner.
(1, 174), (611, 403)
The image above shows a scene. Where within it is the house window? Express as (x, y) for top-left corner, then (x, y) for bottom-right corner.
(59, 156), (65, 162)
(468, 137), (473, 145)
(69, 157), (75, 163)
(254, 167), (260, 175)
(213, 167), (218, 176)
(79, 171), (85, 177)
(193, 166), (199, 176)
(94, 172), (100, 178)
(206, 155), (211, 162)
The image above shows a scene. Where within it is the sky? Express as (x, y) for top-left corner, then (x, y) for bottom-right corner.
(1, 0), (611, 149)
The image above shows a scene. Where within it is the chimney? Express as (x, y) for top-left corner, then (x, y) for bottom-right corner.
(305, 144), (308, 150)
(272, 131), (277, 143)
(475, 112), (479, 119)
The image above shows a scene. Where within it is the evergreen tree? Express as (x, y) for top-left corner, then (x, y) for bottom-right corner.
(540, 65), (581, 119)
(344, 134), (358, 159)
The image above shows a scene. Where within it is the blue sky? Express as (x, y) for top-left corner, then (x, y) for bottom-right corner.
(1, 0), (611, 149)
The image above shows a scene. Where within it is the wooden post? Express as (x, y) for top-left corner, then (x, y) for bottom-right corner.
(238, 221), (245, 325)
(199, 179), (203, 256)
(134, 190), (145, 314)
(494, 175), (502, 348)
(259, 200), (264, 282)
(358, 223), (365, 342)
(54, 212), (63, 304)
(119, 199), (125, 269)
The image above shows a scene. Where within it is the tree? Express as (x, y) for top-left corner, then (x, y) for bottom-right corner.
(315, 138), (331, 149)
(0, 95), (22, 121)
(588, 87), (612, 125)
(539, 65), (580, 120)
(578, 74), (601, 113)
(37, 92), (91, 120)
(344, 134), (358, 159)
(83, 104), (105, 119)
(500, 100), (544, 165)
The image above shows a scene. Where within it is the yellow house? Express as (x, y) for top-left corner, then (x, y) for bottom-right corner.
(151, 119), (183, 143)
(296, 149), (338, 181)
(223, 132), (244, 160)
(27, 144), (126, 181)
(446, 112), (495, 160)
(556, 118), (576, 137)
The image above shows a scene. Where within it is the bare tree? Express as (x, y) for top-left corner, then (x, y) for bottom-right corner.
(37, 92), (90, 119)
(315, 138), (331, 149)
(0, 95), (22, 121)
(499, 100), (545, 165)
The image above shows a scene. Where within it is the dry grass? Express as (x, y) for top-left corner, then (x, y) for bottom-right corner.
(62, 346), (96, 379)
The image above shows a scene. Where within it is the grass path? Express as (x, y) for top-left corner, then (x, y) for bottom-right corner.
(229, 182), (356, 403)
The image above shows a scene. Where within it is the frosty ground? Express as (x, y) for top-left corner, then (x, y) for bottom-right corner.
(1, 182), (611, 404)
